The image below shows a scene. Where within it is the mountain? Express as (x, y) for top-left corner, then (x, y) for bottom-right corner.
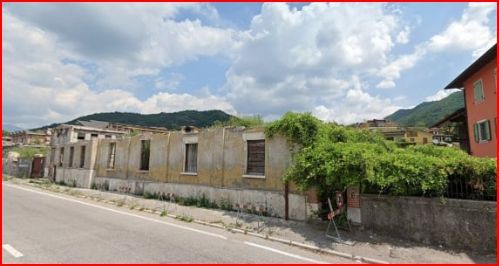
(2, 124), (24, 132)
(33, 110), (234, 131)
(385, 91), (464, 127)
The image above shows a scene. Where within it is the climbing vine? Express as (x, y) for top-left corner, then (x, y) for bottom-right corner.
(265, 112), (496, 199)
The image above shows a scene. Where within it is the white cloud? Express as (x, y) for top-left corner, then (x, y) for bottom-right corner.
(223, 3), (404, 122)
(376, 46), (426, 89)
(139, 93), (236, 114)
(396, 26), (410, 44)
(5, 3), (238, 91)
(5, 3), (496, 128)
(376, 3), (496, 89)
(425, 89), (460, 102)
(154, 73), (184, 91)
(312, 89), (401, 124)
(428, 2), (496, 57)
(2, 9), (235, 128)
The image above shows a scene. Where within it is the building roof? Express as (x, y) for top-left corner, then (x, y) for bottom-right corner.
(56, 124), (125, 134)
(9, 130), (49, 136)
(430, 108), (466, 128)
(75, 120), (169, 133)
(76, 120), (110, 129)
(444, 44), (497, 89)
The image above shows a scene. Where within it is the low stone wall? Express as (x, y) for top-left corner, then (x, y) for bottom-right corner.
(55, 168), (94, 188)
(92, 176), (317, 221)
(361, 194), (496, 253)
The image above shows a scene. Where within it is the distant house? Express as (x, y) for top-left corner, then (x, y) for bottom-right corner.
(373, 127), (433, 145)
(2, 136), (14, 147)
(430, 107), (469, 152)
(9, 130), (51, 146)
(356, 119), (399, 128)
(357, 119), (432, 145)
(444, 44), (496, 158)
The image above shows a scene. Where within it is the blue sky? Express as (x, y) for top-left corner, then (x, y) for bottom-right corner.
(2, 3), (497, 128)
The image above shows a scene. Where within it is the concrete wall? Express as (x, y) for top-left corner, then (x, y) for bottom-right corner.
(91, 177), (311, 220)
(50, 139), (98, 188)
(361, 194), (496, 253)
(94, 127), (295, 192)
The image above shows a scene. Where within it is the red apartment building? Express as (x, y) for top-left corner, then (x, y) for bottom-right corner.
(445, 44), (496, 158)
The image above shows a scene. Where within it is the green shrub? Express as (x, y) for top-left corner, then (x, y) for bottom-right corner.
(266, 112), (497, 199)
(219, 198), (233, 211)
(10, 146), (49, 159)
(212, 115), (265, 128)
(143, 191), (156, 199)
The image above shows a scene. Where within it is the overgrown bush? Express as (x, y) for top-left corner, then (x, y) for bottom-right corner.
(10, 146), (49, 159)
(212, 115), (265, 128)
(265, 112), (497, 199)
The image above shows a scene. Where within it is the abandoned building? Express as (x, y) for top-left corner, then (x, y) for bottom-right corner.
(46, 126), (319, 221)
(51, 124), (126, 145)
(8, 129), (51, 146)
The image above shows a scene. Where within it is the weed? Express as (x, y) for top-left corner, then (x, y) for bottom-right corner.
(177, 214), (193, 223)
(178, 196), (198, 206)
(219, 198), (233, 211)
(160, 210), (167, 217)
(143, 191), (156, 199)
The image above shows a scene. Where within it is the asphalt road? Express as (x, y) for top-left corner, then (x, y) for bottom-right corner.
(2, 183), (353, 263)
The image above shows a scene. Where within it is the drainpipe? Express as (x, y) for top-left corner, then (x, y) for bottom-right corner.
(284, 181), (289, 220)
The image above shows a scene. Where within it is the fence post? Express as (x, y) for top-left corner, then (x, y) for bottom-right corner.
(347, 186), (361, 224)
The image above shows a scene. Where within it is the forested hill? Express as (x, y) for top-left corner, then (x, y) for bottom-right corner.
(34, 110), (234, 130)
(385, 91), (464, 127)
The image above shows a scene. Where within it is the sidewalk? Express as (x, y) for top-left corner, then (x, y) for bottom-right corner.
(6, 177), (495, 264)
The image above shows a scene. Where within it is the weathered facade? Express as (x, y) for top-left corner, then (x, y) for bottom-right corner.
(444, 44), (497, 157)
(51, 124), (126, 145)
(76, 120), (170, 134)
(9, 130), (51, 146)
(47, 127), (318, 220)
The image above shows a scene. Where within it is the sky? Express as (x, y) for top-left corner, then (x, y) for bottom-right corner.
(2, 2), (497, 129)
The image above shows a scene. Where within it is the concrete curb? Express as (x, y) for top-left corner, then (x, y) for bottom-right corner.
(23, 181), (389, 264)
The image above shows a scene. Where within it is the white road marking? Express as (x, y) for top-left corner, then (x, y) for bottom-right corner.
(244, 241), (327, 264)
(3, 184), (227, 240)
(2, 244), (24, 258)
